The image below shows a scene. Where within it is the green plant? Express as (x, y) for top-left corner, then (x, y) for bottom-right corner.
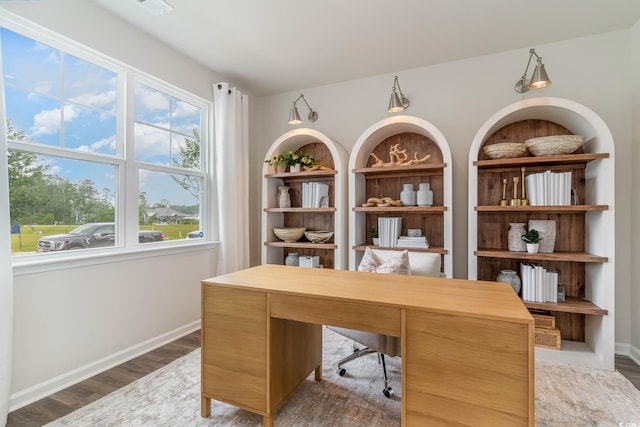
(369, 227), (378, 239)
(282, 149), (315, 167)
(264, 154), (287, 167)
(521, 229), (543, 244)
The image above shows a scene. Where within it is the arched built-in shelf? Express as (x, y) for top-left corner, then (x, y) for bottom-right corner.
(262, 128), (348, 269)
(468, 97), (615, 371)
(349, 115), (453, 278)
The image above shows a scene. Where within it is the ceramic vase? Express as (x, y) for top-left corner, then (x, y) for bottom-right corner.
(285, 252), (299, 266)
(290, 164), (301, 173)
(400, 183), (416, 206)
(416, 183), (433, 206)
(277, 186), (291, 208)
(496, 269), (522, 295)
(508, 223), (527, 252)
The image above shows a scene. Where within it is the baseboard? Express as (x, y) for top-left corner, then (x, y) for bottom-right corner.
(630, 344), (640, 366)
(9, 320), (201, 412)
(615, 342), (631, 356)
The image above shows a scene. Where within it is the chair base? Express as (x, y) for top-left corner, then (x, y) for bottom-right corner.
(335, 346), (394, 398)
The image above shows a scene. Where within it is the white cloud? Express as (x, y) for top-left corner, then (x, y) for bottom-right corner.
(30, 104), (81, 136)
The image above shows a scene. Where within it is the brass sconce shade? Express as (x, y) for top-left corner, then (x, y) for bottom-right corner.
(388, 75), (409, 112)
(288, 94), (318, 125)
(514, 48), (551, 93)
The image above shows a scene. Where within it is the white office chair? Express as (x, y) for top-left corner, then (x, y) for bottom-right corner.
(328, 248), (443, 397)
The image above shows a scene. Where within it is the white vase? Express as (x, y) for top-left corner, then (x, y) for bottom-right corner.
(508, 223), (527, 252)
(400, 183), (416, 206)
(526, 243), (540, 253)
(277, 186), (291, 208)
(290, 164), (301, 173)
(416, 183), (433, 206)
(372, 237), (379, 246)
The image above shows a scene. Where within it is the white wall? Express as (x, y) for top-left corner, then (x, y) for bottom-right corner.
(1, 2), (225, 409)
(253, 31), (634, 351)
(631, 20), (640, 362)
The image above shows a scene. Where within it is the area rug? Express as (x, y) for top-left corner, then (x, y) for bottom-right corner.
(45, 328), (640, 427)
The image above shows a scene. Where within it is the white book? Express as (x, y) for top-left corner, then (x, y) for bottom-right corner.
(528, 173), (536, 206)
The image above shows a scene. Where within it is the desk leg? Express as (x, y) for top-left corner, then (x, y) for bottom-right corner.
(201, 395), (211, 418)
(314, 363), (322, 381)
(263, 415), (274, 427)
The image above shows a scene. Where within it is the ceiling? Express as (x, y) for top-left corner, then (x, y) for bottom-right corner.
(87, 0), (640, 97)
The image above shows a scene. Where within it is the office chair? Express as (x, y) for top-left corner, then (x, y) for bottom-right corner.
(328, 248), (442, 398)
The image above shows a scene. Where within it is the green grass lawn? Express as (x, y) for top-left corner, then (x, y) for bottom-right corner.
(11, 223), (199, 255)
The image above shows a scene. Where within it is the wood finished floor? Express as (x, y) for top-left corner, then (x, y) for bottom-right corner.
(6, 331), (640, 427)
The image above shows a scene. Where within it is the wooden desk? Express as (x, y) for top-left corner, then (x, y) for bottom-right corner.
(201, 264), (534, 426)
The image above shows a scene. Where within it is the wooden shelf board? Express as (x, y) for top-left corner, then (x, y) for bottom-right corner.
(475, 205), (608, 213)
(473, 152), (609, 168)
(353, 206), (447, 213)
(353, 162), (446, 175)
(524, 296), (608, 315)
(264, 207), (336, 213)
(474, 249), (608, 263)
(353, 244), (447, 254)
(264, 241), (336, 249)
(265, 169), (337, 179)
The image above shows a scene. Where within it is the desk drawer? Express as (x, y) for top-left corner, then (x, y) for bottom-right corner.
(270, 294), (401, 336)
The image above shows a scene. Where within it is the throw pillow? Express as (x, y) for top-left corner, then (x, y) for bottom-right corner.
(357, 247), (410, 275)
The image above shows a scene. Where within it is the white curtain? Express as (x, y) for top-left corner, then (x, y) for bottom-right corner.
(213, 82), (250, 274)
(0, 71), (14, 426)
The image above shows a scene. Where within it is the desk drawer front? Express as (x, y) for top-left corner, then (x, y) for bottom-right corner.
(270, 294), (401, 336)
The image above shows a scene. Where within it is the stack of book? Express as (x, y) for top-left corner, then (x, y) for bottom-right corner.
(525, 170), (572, 206)
(396, 236), (429, 248)
(301, 182), (329, 208)
(299, 255), (320, 268)
(520, 263), (559, 303)
(377, 217), (402, 248)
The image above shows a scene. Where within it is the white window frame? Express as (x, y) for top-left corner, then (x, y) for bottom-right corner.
(1, 13), (215, 272)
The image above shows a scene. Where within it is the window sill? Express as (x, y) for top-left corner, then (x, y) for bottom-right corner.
(11, 241), (220, 276)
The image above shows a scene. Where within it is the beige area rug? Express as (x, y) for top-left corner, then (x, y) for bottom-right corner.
(46, 328), (640, 427)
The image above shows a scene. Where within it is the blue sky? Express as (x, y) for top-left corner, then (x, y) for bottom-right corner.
(2, 28), (202, 207)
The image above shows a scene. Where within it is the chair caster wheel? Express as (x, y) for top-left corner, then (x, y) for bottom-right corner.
(338, 368), (346, 376)
(383, 387), (393, 398)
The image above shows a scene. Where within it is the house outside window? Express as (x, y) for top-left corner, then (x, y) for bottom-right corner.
(1, 25), (210, 257)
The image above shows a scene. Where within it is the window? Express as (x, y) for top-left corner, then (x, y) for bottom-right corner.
(1, 25), (210, 257)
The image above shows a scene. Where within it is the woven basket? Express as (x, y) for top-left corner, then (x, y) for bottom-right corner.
(524, 135), (584, 156)
(535, 327), (561, 349)
(273, 227), (306, 242)
(531, 313), (556, 330)
(482, 143), (527, 159)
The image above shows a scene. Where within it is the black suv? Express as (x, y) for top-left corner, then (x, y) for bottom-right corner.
(37, 222), (164, 252)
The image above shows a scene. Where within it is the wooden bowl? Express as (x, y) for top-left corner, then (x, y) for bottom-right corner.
(524, 135), (584, 156)
(482, 143), (527, 159)
(304, 230), (334, 243)
(273, 227), (306, 242)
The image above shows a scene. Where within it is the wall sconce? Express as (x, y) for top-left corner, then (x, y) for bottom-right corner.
(514, 48), (551, 93)
(388, 75), (409, 113)
(288, 94), (318, 125)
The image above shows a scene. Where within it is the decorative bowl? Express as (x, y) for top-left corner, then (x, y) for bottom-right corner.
(482, 143), (527, 159)
(273, 227), (306, 242)
(524, 135), (585, 156)
(304, 230), (334, 243)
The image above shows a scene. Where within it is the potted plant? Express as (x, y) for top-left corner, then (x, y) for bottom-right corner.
(264, 154), (287, 173)
(370, 226), (379, 246)
(521, 229), (543, 253)
(283, 149), (315, 173)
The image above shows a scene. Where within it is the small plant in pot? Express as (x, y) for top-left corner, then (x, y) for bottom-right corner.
(264, 154), (287, 173)
(521, 229), (543, 253)
(370, 227), (379, 246)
